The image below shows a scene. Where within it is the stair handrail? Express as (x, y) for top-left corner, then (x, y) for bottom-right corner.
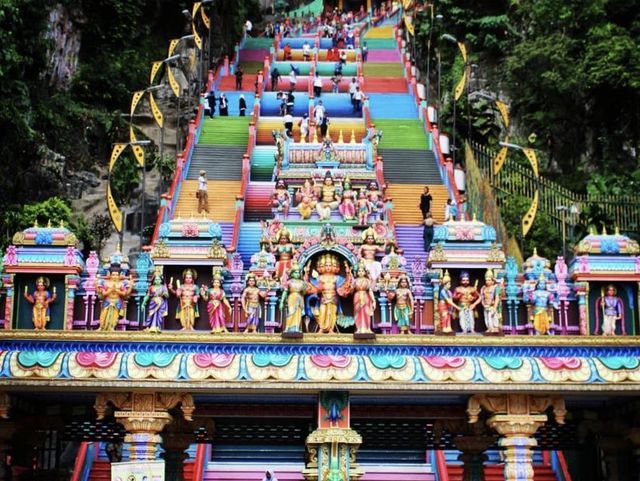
(551, 450), (572, 481)
(432, 450), (450, 481)
(70, 441), (95, 481)
(192, 443), (211, 481)
(150, 67), (217, 244)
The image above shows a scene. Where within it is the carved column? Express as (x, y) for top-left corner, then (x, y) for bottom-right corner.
(454, 435), (494, 481)
(95, 392), (195, 462)
(303, 392), (363, 481)
(467, 394), (566, 481)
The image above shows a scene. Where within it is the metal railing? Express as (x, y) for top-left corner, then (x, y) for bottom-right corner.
(470, 141), (640, 236)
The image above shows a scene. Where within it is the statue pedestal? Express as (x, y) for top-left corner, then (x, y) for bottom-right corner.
(353, 332), (376, 340)
(282, 331), (303, 339)
(303, 427), (364, 481)
(435, 330), (456, 336)
(483, 331), (504, 337)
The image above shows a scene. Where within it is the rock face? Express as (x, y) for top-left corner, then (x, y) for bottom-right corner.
(46, 4), (81, 90)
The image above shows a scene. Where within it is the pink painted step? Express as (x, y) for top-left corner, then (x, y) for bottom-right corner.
(241, 49), (270, 62)
(367, 49), (401, 62)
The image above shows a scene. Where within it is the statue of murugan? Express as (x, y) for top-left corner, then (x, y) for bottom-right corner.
(169, 268), (200, 331)
(23, 276), (57, 330)
(304, 253), (352, 333)
(96, 267), (132, 331)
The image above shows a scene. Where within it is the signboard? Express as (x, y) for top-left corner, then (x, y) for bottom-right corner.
(111, 460), (165, 481)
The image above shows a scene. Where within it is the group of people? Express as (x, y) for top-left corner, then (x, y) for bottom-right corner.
(203, 91), (247, 118)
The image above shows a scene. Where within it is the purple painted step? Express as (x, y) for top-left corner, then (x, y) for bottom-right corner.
(395, 224), (428, 264)
(367, 49), (401, 62)
(219, 222), (234, 247)
(240, 49), (270, 62)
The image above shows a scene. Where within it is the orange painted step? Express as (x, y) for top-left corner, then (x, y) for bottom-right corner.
(173, 180), (241, 222)
(363, 77), (409, 93)
(88, 460), (111, 481)
(217, 74), (258, 91)
(386, 184), (448, 224)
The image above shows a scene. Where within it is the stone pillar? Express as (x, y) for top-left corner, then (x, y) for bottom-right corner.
(467, 394), (566, 481)
(303, 392), (363, 481)
(95, 392), (195, 462)
(454, 435), (494, 481)
(162, 417), (195, 481)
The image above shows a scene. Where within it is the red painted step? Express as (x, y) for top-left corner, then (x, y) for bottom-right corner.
(217, 75), (258, 91)
(87, 460), (110, 481)
(447, 464), (558, 481)
(362, 77), (409, 93)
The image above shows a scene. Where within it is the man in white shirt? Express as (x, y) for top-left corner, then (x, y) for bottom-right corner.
(348, 78), (359, 105)
(283, 112), (294, 135)
(313, 72), (323, 98)
(302, 42), (312, 61)
(454, 162), (466, 195)
(244, 20), (253, 37)
(313, 100), (325, 125)
(352, 86), (364, 113)
(197, 170), (209, 213)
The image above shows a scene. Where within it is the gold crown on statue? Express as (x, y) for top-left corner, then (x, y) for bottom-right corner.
(317, 253), (339, 269)
(485, 269), (494, 280)
(35, 276), (50, 287)
(245, 272), (257, 283)
(276, 227), (291, 241)
(362, 227), (377, 241)
(442, 270), (451, 284)
(182, 268), (197, 281)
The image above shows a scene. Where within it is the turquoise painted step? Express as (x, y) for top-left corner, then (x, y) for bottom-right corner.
(237, 222), (263, 266)
(367, 93), (418, 119)
(363, 38), (398, 49)
(270, 62), (312, 75)
(243, 37), (274, 49)
(316, 62), (357, 77)
(216, 92), (256, 116)
(251, 146), (276, 182)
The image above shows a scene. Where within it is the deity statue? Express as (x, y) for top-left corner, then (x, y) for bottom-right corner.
(96, 267), (132, 331)
(315, 171), (339, 221)
(272, 130), (285, 176)
(279, 263), (306, 333)
(304, 253), (353, 333)
(366, 180), (384, 215)
(381, 243), (407, 274)
(296, 179), (317, 220)
(169, 268), (200, 331)
(356, 190), (371, 226)
(242, 273), (266, 333)
(472, 269), (502, 333)
(271, 179), (291, 219)
(201, 273), (232, 333)
(352, 262), (376, 334)
(385, 274), (414, 334)
(338, 177), (357, 221)
(317, 137), (339, 162)
(142, 271), (169, 333)
(453, 272), (479, 334)
(595, 284), (625, 336)
(437, 271), (458, 333)
(359, 227), (385, 283)
(269, 227), (295, 280)
(23, 276), (57, 330)
(524, 276), (557, 335)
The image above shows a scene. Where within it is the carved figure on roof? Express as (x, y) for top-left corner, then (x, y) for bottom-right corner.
(366, 180), (384, 216)
(359, 227), (385, 283)
(524, 275), (557, 335)
(595, 284), (625, 336)
(279, 262), (306, 333)
(317, 137), (339, 162)
(201, 272), (231, 333)
(296, 178), (317, 220)
(96, 266), (132, 331)
(271, 179), (291, 219)
(315, 171), (339, 221)
(437, 271), (457, 334)
(23, 276), (57, 331)
(142, 270), (169, 333)
(304, 253), (353, 333)
(385, 274), (414, 334)
(356, 190), (371, 226)
(338, 177), (356, 221)
(169, 269), (200, 331)
(453, 271), (479, 334)
(472, 269), (502, 333)
(352, 262), (376, 334)
(270, 227), (295, 280)
(242, 273), (266, 333)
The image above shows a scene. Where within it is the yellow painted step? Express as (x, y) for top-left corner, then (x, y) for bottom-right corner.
(365, 26), (395, 39)
(386, 184), (449, 224)
(173, 180), (241, 222)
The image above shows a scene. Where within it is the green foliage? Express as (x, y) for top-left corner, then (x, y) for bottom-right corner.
(20, 197), (73, 228)
(110, 153), (141, 206)
(72, 213), (113, 256)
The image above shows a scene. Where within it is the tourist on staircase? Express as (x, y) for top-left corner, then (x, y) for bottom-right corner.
(299, 113), (309, 142)
(235, 67), (243, 90)
(239, 95), (247, 117)
(361, 41), (369, 62)
(218, 93), (228, 116)
(313, 72), (323, 98)
(197, 170), (209, 214)
(313, 101), (326, 125)
(262, 469), (278, 481)
(303, 41), (312, 61)
(271, 67), (280, 91)
(352, 86), (364, 113)
(423, 214), (435, 253)
(206, 90), (216, 119)
(419, 186), (433, 219)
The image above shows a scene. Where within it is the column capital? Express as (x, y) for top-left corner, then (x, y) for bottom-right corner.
(467, 393), (566, 425)
(487, 414), (548, 437)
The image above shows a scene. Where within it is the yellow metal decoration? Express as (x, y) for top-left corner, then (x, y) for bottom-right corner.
(495, 100), (509, 128)
(493, 137), (509, 175)
(200, 7), (210, 29)
(522, 190), (539, 237)
(167, 66), (181, 97)
(131, 145), (145, 168)
(192, 2), (201, 17)
(106, 184), (123, 233)
(150, 61), (163, 84)
(403, 15), (414, 36)
(454, 67), (467, 101)
(149, 92), (164, 128)
(129, 125), (137, 143)
(130, 91), (144, 117)
(109, 144), (126, 171)
(168, 39), (179, 57)
(522, 148), (539, 177)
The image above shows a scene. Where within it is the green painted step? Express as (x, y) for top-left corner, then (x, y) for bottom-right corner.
(363, 62), (404, 77)
(238, 61), (264, 73)
(251, 146), (276, 181)
(288, 0), (324, 17)
(243, 37), (274, 50)
(362, 38), (398, 49)
(200, 117), (250, 146)
(370, 119), (430, 150)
